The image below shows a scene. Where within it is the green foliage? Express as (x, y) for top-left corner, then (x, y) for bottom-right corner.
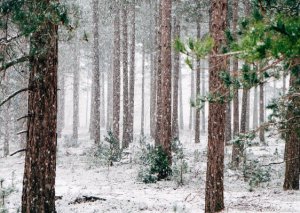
(138, 145), (172, 183)
(172, 139), (188, 186)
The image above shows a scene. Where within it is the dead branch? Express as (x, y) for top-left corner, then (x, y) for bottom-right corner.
(0, 55), (30, 72)
(10, 149), (27, 156)
(262, 156), (300, 167)
(16, 130), (28, 135)
(0, 88), (30, 108)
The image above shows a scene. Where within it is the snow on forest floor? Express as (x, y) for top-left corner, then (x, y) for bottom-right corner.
(0, 129), (299, 213)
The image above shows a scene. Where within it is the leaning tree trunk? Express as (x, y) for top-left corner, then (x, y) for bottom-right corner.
(172, 16), (180, 140)
(112, 9), (121, 143)
(205, 0), (227, 212)
(22, 10), (58, 212)
(92, 0), (101, 145)
(122, 6), (130, 149)
(159, 0), (172, 164)
(194, 22), (201, 144)
(283, 66), (300, 190)
(128, 2), (136, 142)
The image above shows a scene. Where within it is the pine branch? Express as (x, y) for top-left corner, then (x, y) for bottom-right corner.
(0, 55), (30, 72)
(0, 88), (30, 108)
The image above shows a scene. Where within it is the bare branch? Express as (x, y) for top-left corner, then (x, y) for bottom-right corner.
(10, 149), (27, 156)
(0, 88), (30, 108)
(0, 55), (30, 72)
(16, 130), (28, 135)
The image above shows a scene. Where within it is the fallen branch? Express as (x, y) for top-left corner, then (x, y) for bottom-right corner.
(68, 196), (106, 205)
(10, 149), (27, 156)
(0, 88), (30, 108)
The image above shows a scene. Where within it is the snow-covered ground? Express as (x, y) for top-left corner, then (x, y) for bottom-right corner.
(1, 128), (299, 213)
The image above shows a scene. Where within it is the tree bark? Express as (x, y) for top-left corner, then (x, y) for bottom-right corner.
(128, 2), (136, 142)
(141, 42), (145, 136)
(172, 16), (180, 140)
(22, 7), (58, 212)
(195, 22), (201, 144)
(158, 0), (172, 164)
(113, 8), (121, 144)
(205, 0), (227, 211)
(91, 0), (101, 145)
(72, 36), (79, 143)
(283, 66), (300, 190)
(122, 6), (130, 149)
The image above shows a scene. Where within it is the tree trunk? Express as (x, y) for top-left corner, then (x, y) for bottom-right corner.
(22, 10), (58, 212)
(195, 22), (201, 144)
(205, 0), (227, 211)
(141, 42), (145, 136)
(259, 80), (265, 144)
(231, 0), (240, 167)
(283, 66), (300, 190)
(91, 0), (101, 145)
(122, 6), (130, 149)
(189, 68), (195, 130)
(155, 0), (163, 147)
(100, 71), (105, 128)
(72, 37), (79, 143)
(113, 8), (121, 144)
(128, 2), (136, 142)
(172, 16), (180, 140)
(158, 0), (172, 164)
(179, 59), (184, 129)
(3, 104), (9, 157)
(106, 60), (113, 131)
(201, 60), (206, 133)
(253, 86), (258, 129)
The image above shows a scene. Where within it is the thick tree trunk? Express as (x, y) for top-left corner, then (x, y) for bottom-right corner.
(22, 12), (58, 212)
(283, 67), (300, 190)
(92, 0), (101, 145)
(113, 9), (121, 143)
(122, 6), (130, 149)
(172, 16), (180, 140)
(205, 0), (227, 211)
(128, 2), (136, 142)
(141, 43), (145, 136)
(158, 0), (172, 164)
(72, 38), (79, 143)
(195, 22), (201, 144)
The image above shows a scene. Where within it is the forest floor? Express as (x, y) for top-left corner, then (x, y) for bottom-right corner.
(0, 129), (299, 213)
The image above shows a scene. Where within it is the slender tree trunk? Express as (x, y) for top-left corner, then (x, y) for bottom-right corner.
(259, 80), (265, 144)
(128, 2), (136, 142)
(107, 60), (113, 130)
(253, 86), (258, 128)
(122, 6), (130, 149)
(205, 0), (227, 211)
(179, 63), (184, 129)
(3, 104), (9, 157)
(283, 73), (286, 95)
(100, 71), (105, 128)
(158, 0), (172, 164)
(57, 72), (65, 138)
(201, 60), (206, 133)
(283, 66), (300, 190)
(72, 38), (79, 143)
(22, 9), (58, 212)
(141, 43), (145, 136)
(113, 9), (121, 143)
(172, 16), (180, 140)
(189, 68), (195, 130)
(195, 22), (201, 144)
(92, 0), (101, 145)
(231, 0), (240, 167)
(155, 0), (163, 146)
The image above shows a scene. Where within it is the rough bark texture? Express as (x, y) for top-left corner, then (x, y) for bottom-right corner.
(283, 67), (300, 190)
(158, 0), (172, 164)
(141, 43), (145, 136)
(22, 8), (58, 212)
(122, 6), (130, 149)
(195, 22), (201, 144)
(205, 0), (227, 212)
(172, 16), (180, 140)
(113, 9), (121, 143)
(128, 2), (136, 142)
(92, 0), (101, 145)
(72, 37), (79, 143)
